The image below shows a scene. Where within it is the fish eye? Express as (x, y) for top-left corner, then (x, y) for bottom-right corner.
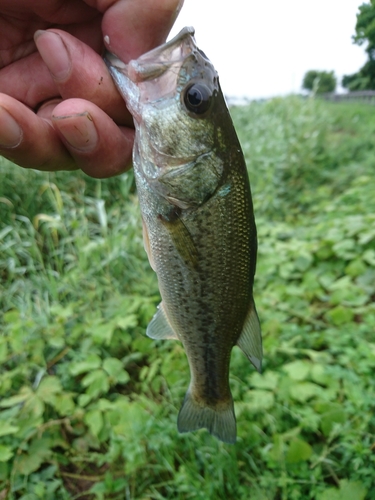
(183, 83), (212, 115)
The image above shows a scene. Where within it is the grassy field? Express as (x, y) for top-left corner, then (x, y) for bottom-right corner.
(0, 96), (375, 499)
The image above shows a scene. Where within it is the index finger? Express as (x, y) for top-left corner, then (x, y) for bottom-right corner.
(98, 0), (184, 61)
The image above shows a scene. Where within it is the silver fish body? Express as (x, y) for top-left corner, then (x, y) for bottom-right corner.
(105, 27), (262, 444)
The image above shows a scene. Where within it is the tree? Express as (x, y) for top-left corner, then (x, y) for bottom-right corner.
(302, 70), (337, 94)
(342, 1), (375, 90)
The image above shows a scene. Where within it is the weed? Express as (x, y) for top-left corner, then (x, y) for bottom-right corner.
(1, 97), (375, 499)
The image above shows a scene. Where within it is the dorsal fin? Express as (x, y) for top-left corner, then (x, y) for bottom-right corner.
(237, 300), (262, 372)
(146, 302), (179, 340)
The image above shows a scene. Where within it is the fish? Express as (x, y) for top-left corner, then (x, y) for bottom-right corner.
(105, 26), (262, 444)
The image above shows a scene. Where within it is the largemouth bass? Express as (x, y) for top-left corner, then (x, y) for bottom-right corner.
(105, 27), (262, 444)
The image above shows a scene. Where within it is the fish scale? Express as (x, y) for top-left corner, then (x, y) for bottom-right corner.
(105, 26), (262, 443)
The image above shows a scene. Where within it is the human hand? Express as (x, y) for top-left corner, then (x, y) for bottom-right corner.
(0, 0), (182, 178)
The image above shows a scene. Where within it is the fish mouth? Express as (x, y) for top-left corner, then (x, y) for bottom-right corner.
(105, 26), (217, 117)
(105, 27), (197, 84)
(105, 27), (204, 116)
(127, 27), (197, 83)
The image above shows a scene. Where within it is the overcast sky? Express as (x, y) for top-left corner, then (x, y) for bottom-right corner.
(169, 0), (368, 98)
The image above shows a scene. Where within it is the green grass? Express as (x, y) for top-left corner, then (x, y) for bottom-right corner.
(1, 96), (375, 499)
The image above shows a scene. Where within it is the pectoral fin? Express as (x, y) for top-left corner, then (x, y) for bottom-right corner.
(237, 300), (262, 372)
(142, 218), (156, 271)
(160, 215), (198, 269)
(146, 302), (179, 340)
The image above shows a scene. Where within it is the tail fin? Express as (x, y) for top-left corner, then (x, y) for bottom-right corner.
(177, 390), (236, 444)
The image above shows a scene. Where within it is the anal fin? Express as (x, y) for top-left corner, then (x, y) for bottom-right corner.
(237, 300), (262, 372)
(146, 302), (179, 340)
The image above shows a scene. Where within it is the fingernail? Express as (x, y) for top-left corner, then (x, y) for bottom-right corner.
(53, 112), (98, 152)
(0, 106), (23, 148)
(34, 30), (71, 81)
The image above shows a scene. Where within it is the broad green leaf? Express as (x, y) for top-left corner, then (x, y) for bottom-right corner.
(325, 305), (354, 326)
(286, 438), (312, 463)
(320, 409), (346, 436)
(8, 327), (26, 353)
(326, 276), (351, 291)
(243, 390), (275, 412)
(310, 364), (330, 385)
(266, 434), (284, 463)
(112, 401), (151, 437)
(23, 395), (45, 418)
(283, 360), (311, 381)
(250, 371), (279, 390)
(0, 445), (13, 462)
(0, 461), (8, 482)
(14, 438), (52, 475)
(91, 322), (116, 345)
(102, 358), (130, 384)
(81, 369), (109, 398)
(294, 252), (313, 271)
(0, 422), (19, 437)
(330, 286), (368, 307)
(0, 340), (8, 363)
(3, 309), (20, 324)
(363, 249), (375, 266)
(10, 414), (43, 441)
(345, 258), (367, 277)
(84, 409), (103, 437)
(315, 402), (346, 436)
(52, 393), (76, 416)
(317, 487), (341, 500)
(116, 314), (138, 329)
(50, 305), (74, 319)
(36, 376), (62, 401)
(102, 357), (123, 377)
(15, 453), (44, 476)
(78, 394), (92, 408)
(289, 382), (321, 402)
(332, 238), (356, 259)
(97, 398), (115, 411)
(45, 325), (66, 348)
(338, 480), (367, 500)
(69, 354), (102, 376)
(317, 481), (367, 500)
(33, 483), (46, 497)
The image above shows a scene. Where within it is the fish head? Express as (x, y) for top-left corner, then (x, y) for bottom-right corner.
(105, 27), (227, 208)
